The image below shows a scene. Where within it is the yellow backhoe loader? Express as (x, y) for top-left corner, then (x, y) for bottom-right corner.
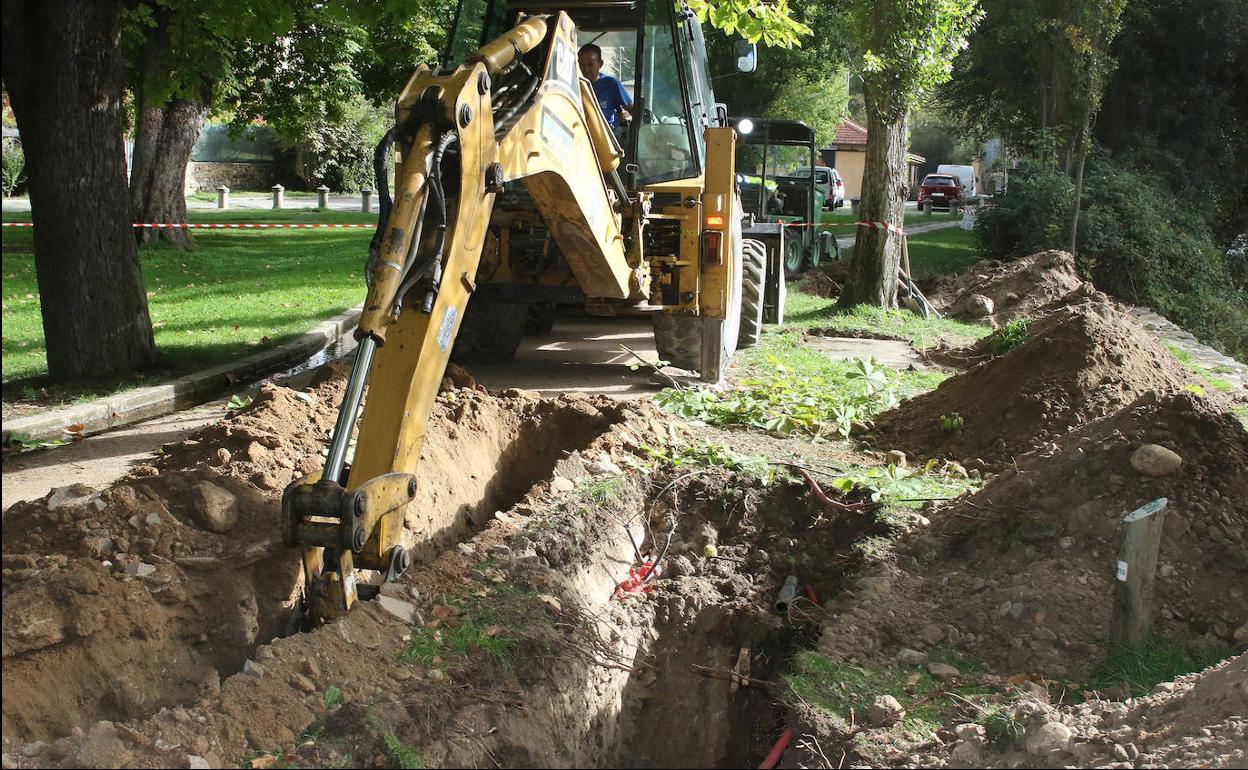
(281, 0), (781, 622)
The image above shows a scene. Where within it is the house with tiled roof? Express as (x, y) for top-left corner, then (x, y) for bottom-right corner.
(819, 118), (926, 202)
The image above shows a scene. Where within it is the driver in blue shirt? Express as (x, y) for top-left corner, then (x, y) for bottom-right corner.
(578, 43), (634, 129)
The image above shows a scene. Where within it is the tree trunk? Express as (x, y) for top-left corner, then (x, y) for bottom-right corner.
(3, 0), (156, 382)
(838, 85), (908, 308)
(130, 99), (207, 247)
(1068, 107), (1093, 255)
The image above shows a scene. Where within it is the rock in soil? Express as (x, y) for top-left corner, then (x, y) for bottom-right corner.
(1130, 443), (1184, 476)
(187, 480), (239, 533)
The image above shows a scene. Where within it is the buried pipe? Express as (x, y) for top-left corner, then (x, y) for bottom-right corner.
(758, 726), (794, 769)
(774, 575), (799, 614)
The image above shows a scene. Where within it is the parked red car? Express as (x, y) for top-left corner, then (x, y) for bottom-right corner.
(917, 174), (964, 210)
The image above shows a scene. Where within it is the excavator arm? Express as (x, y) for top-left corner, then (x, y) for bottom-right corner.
(280, 12), (636, 622)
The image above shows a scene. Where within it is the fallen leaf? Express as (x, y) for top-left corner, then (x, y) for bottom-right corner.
(481, 624), (505, 638)
(249, 755), (276, 769)
(64, 423), (86, 434)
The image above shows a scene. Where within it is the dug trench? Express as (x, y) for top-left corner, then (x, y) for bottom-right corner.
(0, 370), (656, 754)
(3, 374), (891, 768)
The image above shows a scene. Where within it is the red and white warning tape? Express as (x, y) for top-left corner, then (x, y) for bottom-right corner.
(2, 222), (374, 229)
(774, 220), (907, 235)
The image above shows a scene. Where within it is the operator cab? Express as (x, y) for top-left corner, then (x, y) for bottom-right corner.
(444, 0), (722, 187)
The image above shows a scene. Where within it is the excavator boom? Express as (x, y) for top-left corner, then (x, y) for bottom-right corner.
(282, 3), (755, 622)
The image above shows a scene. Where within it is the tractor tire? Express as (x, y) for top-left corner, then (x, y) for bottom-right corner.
(450, 300), (528, 363)
(737, 238), (766, 349)
(525, 302), (557, 336)
(652, 213), (745, 383)
(782, 236), (805, 278)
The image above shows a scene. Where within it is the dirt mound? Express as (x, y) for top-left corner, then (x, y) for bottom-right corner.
(151, 369), (348, 496)
(1, 368), (667, 750)
(820, 391), (1248, 681)
(1, 470), (301, 744)
(938, 654), (1248, 769)
(937, 249), (1092, 323)
(870, 300), (1197, 466)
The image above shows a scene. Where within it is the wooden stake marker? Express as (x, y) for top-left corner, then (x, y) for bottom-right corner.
(1110, 497), (1169, 651)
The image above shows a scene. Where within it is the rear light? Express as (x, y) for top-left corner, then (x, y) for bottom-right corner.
(702, 230), (723, 266)
(704, 214), (725, 228)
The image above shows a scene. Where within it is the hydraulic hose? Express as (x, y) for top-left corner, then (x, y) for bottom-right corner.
(365, 127), (397, 284)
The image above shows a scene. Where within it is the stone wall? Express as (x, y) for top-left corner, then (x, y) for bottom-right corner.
(185, 162), (277, 193)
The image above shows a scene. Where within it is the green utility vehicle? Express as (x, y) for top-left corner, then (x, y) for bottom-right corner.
(731, 118), (839, 298)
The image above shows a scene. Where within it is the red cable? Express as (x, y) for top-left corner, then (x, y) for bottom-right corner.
(758, 726), (794, 769)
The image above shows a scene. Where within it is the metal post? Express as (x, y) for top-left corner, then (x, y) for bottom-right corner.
(361, 188), (373, 213)
(321, 337), (377, 485)
(217, 185), (230, 210)
(317, 185), (331, 210)
(1111, 498), (1169, 651)
(922, 200), (933, 216)
(272, 184), (284, 209)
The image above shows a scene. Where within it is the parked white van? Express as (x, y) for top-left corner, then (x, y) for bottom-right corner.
(937, 164), (976, 199)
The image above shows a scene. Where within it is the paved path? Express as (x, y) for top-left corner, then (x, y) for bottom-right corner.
(1129, 307), (1248, 394)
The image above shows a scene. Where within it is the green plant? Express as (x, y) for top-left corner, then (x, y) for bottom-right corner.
(988, 318), (1031, 355)
(979, 702), (1026, 746)
(579, 476), (623, 505)
(656, 356), (903, 441)
(830, 460), (978, 508)
(397, 586), (545, 676)
(642, 440), (778, 484)
(1, 138), (25, 197)
(228, 393), (254, 410)
(1086, 635), (1233, 696)
(366, 712), (424, 769)
(322, 685), (342, 710)
(939, 413), (964, 433)
(3, 432), (67, 454)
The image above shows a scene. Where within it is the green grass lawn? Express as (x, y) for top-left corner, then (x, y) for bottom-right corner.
(2, 207), (375, 403)
(903, 227), (981, 279)
(829, 227), (980, 284)
(818, 205), (962, 238)
(779, 286), (989, 351)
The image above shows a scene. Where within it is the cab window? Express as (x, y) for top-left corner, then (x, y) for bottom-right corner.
(636, 0), (698, 184)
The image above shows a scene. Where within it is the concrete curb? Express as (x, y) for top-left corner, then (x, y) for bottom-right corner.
(2, 305), (362, 446)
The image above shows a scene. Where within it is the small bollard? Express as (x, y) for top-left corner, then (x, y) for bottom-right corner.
(271, 184), (284, 209)
(922, 200), (933, 216)
(850, 198), (860, 216)
(217, 185), (230, 210)
(317, 185), (330, 210)
(361, 188), (373, 213)
(950, 200), (961, 217)
(1111, 498), (1169, 651)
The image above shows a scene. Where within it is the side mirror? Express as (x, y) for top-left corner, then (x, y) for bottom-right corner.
(733, 39), (757, 73)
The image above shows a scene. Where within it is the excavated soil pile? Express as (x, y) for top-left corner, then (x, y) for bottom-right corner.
(933, 249), (1092, 323)
(1, 369), (663, 753)
(819, 391), (1248, 683)
(945, 654), (1248, 769)
(870, 300), (1196, 466)
(8, 448), (887, 769)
